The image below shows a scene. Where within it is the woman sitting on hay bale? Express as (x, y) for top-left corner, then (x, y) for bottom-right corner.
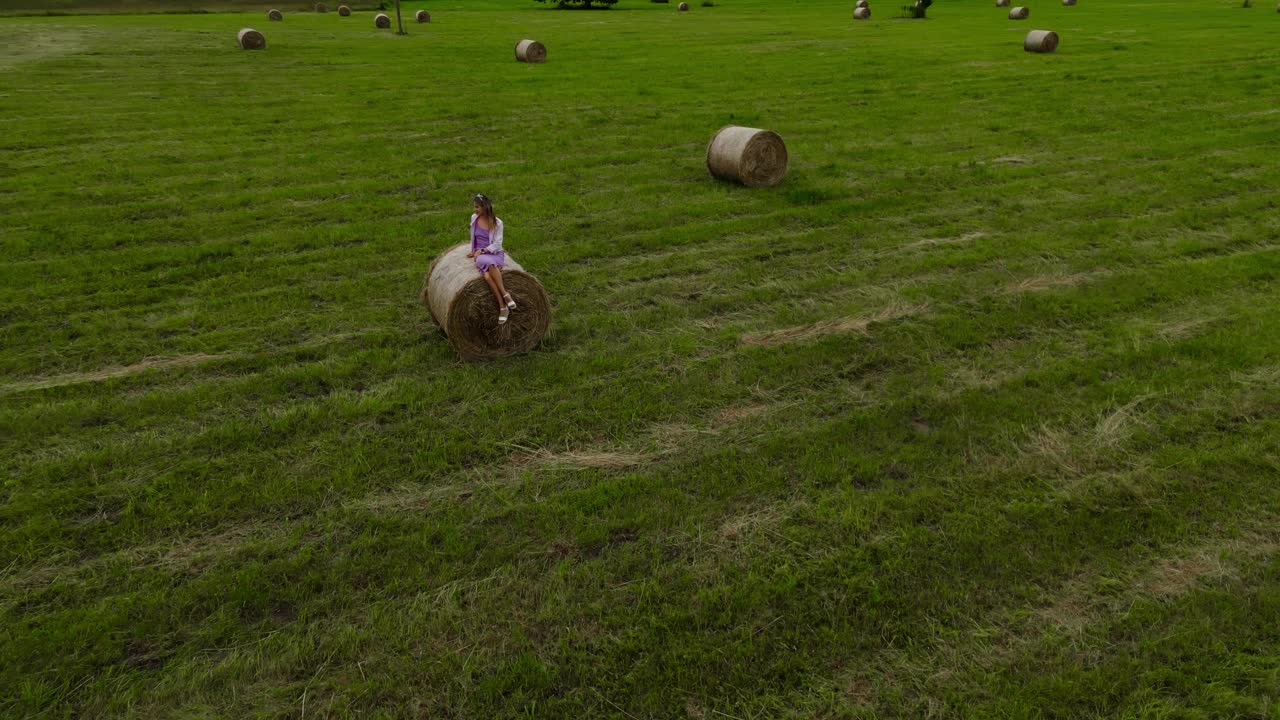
(467, 194), (518, 324)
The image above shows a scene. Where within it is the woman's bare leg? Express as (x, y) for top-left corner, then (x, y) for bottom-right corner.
(480, 269), (503, 306)
(489, 268), (510, 299)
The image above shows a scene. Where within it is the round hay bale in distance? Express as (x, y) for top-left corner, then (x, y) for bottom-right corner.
(1024, 29), (1059, 52)
(1008, 6), (1029, 18)
(337, 4), (351, 15)
(706, 126), (788, 188)
(237, 28), (266, 50)
(422, 245), (552, 361)
(315, 2), (327, 11)
(996, 0), (1010, 6)
(416, 9), (430, 22)
(374, 12), (391, 27)
(515, 39), (547, 63)
(1062, 0), (1076, 4)
(855, 0), (868, 7)
(267, 8), (283, 20)
(854, 6), (870, 18)
(678, 2), (690, 9)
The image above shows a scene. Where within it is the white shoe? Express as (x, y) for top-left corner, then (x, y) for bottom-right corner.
(498, 307), (509, 325)
(503, 292), (517, 310)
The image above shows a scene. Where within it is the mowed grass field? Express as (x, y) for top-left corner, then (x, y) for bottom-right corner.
(3, 0), (1280, 716)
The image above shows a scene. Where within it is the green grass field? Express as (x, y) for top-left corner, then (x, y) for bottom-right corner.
(3, 0), (1280, 716)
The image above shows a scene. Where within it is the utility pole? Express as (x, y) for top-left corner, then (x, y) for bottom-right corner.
(394, 0), (405, 34)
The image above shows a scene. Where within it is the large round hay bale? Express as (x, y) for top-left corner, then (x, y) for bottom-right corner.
(421, 245), (552, 361)
(315, 2), (327, 12)
(1024, 29), (1059, 52)
(515, 39), (547, 63)
(1008, 6), (1029, 18)
(678, 1), (690, 9)
(237, 28), (266, 50)
(854, 6), (870, 18)
(267, 8), (283, 20)
(706, 126), (788, 188)
(996, 0), (1010, 6)
(337, 4), (351, 15)
(416, 9), (430, 22)
(374, 12), (391, 27)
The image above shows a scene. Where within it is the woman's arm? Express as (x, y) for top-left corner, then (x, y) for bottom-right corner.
(483, 219), (504, 254)
(467, 213), (479, 257)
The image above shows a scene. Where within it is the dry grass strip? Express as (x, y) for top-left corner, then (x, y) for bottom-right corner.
(1, 353), (240, 395)
(741, 302), (929, 346)
(1005, 271), (1106, 294)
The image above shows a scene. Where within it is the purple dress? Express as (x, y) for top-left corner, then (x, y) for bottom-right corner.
(472, 222), (505, 274)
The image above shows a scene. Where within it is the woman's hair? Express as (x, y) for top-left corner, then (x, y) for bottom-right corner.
(473, 193), (497, 230)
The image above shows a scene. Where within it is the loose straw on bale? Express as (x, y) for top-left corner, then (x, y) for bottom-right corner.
(416, 9), (430, 22)
(515, 39), (547, 63)
(1008, 6), (1029, 18)
(421, 244), (552, 361)
(338, 4), (351, 15)
(678, 2), (690, 9)
(267, 8), (282, 20)
(374, 13), (391, 27)
(854, 6), (870, 18)
(315, 2), (327, 12)
(706, 126), (788, 188)
(237, 28), (266, 50)
(1024, 29), (1059, 52)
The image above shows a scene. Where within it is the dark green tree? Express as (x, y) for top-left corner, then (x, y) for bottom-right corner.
(533, 0), (618, 8)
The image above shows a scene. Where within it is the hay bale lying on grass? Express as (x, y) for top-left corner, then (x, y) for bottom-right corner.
(855, 0), (868, 7)
(267, 8), (282, 20)
(706, 125), (788, 187)
(422, 244), (552, 361)
(1024, 29), (1059, 52)
(515, 39), (547, 63)
(996, 0), (1009, 6)
(338, 4), (351, 15)
(854, 6), (870, 18)
(1062, 0), (1076, 5)
(237, 28), (266, 50)
(315, 2), (327, 12)
(1009, 6), (1029, 18)
(416, 9), (430, 22)
(678, 2), (690, 9)
(374, 13), (391, 27)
